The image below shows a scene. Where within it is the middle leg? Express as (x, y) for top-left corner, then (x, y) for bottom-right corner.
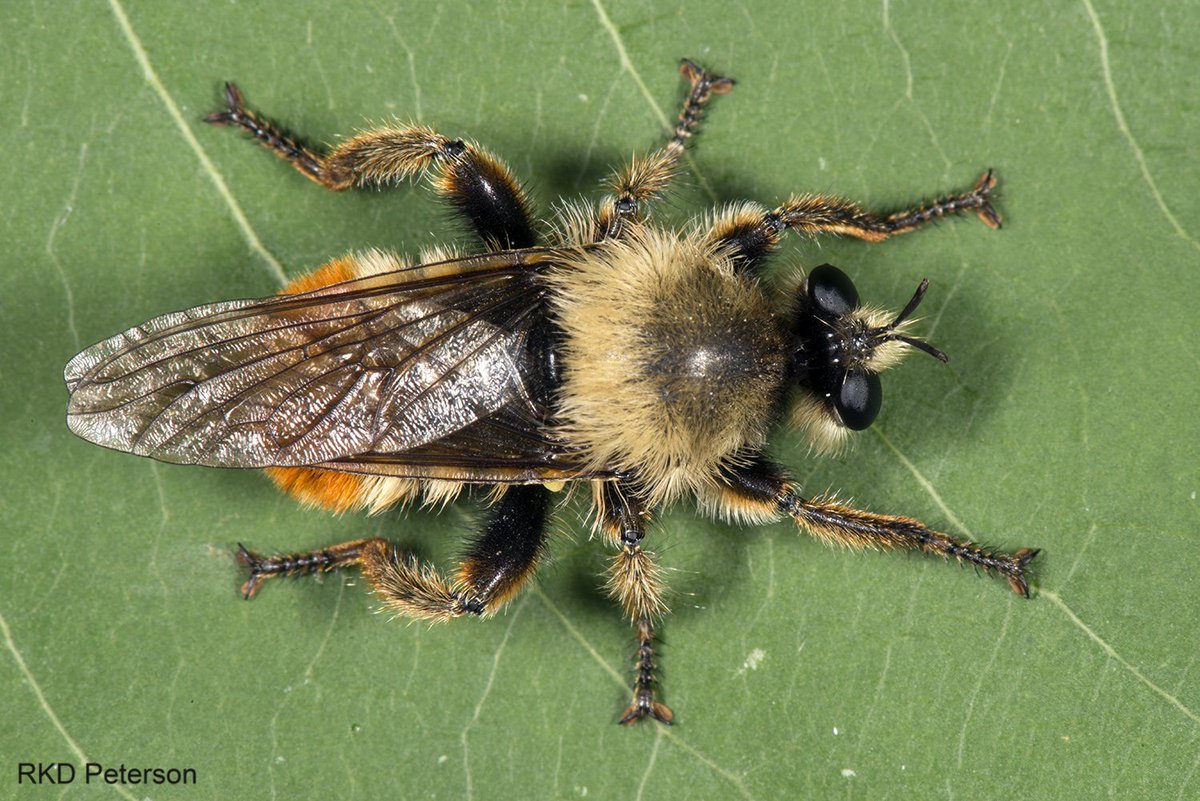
(597, 481), (673, 724)
(592, 59), (734, 240)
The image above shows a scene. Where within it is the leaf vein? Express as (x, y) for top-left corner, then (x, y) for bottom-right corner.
(531, 585), (757, 801)
(461, 600), (524, 801)
(1044, 589), (1200, 726)
(1081, 0), (1200, 254)
(1, 610), (139, 801)
(588, 0), (718, 203)
(47, 143), (88, 351)
(106, 0), (288, 285)
(873, 426), (972, 537)
(955, 601), (1013, 767)
(882, 0), (951, 173)
(635, 728), (664, 801)
(266, 581), (347, 800)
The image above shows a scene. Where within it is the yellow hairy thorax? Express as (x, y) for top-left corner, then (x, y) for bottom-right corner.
(546, 226), (789, 504)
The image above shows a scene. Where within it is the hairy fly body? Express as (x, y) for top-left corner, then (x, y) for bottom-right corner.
(64, 60), (1037, 725)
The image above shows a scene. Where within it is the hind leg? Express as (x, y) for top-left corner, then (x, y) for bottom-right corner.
(238, 485), (551, 619)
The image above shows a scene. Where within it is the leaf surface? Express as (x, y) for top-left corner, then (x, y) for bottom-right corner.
(2, 2), (1197, 798)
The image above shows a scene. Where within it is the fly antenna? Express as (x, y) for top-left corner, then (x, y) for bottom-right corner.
(888, 334), (948, 363)
(891, 278), (930, 328)
(876, 278), (949, 363)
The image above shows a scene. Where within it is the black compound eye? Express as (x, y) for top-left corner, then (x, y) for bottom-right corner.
(834, 369), (882, 430)
(807, 264), (860, 318)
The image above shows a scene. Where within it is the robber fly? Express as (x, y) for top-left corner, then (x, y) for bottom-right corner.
(64, 60), (1037, 724)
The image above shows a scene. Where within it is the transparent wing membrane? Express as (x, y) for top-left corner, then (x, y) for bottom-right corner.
(65, 253), (559, 470)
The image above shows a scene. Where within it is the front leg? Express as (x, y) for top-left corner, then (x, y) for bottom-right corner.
(704, 171), (1001, 273)
(711, 458), (1039, 596)
(596, 481), (673, 724)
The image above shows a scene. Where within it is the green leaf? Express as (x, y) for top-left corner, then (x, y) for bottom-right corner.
(3, 1), (1197, 798)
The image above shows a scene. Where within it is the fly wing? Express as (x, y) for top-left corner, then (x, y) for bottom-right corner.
(317, 398), (603, 483)
(65, 252), (555, 469)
